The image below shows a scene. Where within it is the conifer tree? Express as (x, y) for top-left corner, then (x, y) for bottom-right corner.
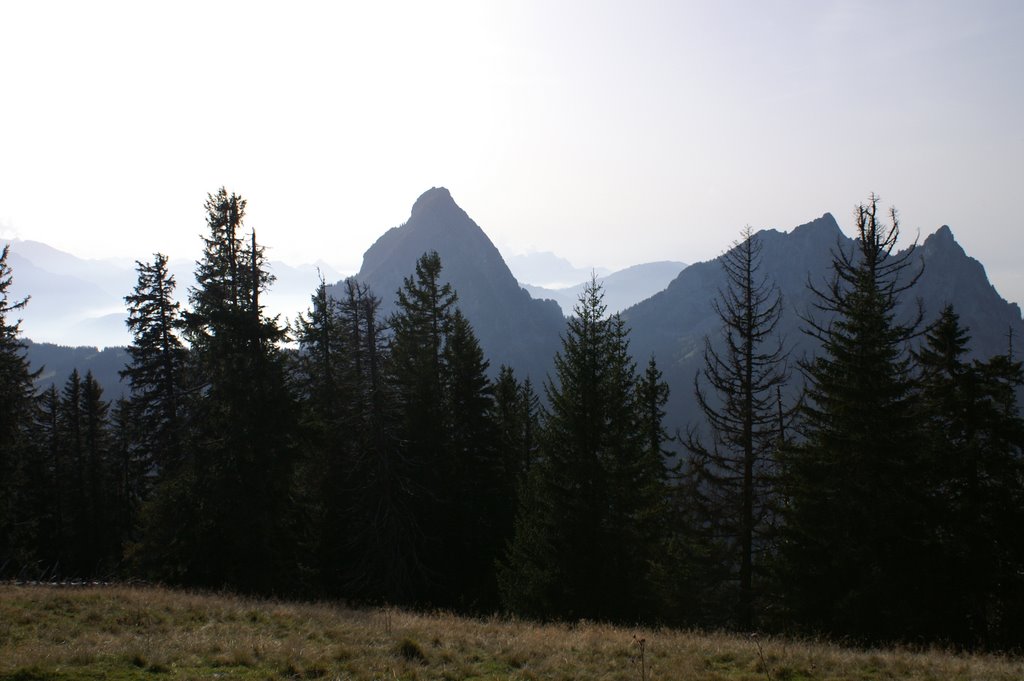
(501, 279), (670, 621)
(492, 366), (539, 493)
(24, 385), (62, 575)
(334, 277), (410, 603)
(916, 305), (1024, 647)
(383, 251), (456, 602)
(80, 371), (117, 573)
(686, 227), (790, 630)
(138, 188), (295, 591)
(291, 276), (396, 596)
(0, 244), (39, 573)
(443, 308), (502, 608)
(385, 251), (502, 607)
(109, 397), (143, 551)
(122, 253), (186, 478)
(290, 274), (350, 593)
(58, 369), (87, 574)
(780, 195), (927, 641)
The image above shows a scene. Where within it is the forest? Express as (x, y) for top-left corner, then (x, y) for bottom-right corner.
(1, 189), (1022, 650)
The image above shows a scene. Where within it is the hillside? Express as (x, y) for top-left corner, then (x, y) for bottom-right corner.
(2, 585), (1021, 681)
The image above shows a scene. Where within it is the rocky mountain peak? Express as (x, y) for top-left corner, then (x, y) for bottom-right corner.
(410, 186), (456, 218)
(343, 188), (565, 382)
(921, 224), (967, 260)
(789, 212), (842, 242)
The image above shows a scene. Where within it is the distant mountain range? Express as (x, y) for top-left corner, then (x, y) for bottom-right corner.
(622, 214), (1024, 431)
(524, 260), (688, 316)
(2, 238), (345, 349)
(505, 251), (611, 289)
(8, 192), (1023, 435)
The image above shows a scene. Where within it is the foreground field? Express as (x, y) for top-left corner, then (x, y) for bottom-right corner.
(0, 585), (1021, 681)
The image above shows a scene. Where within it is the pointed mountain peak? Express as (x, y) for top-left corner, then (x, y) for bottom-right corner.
(792, 212), (841, 236)
(922, 224), (966, 258)
(410, 186), (458, 217)
(347, 187), (565, 382)
(933, 224), (955, 242)
(779, 212), (844, 253)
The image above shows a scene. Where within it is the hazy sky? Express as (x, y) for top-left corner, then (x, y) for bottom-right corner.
(1, 1), (1022, 303)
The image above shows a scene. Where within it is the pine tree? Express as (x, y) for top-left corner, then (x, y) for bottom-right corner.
(686, 227), (790, 629)
(385, 251), (502, 607)
(290, 274), (351, 593)
(916, 305), (1024, 647)
(26, 385), (62, 576)
(80, 371), (118, 574)
(137, 187), (296, 592)
(500, 279), (670, 621)
(0, 244), (39, 574)
(443, 308), (502, 608)
(779, 195), (927, 641)
(122, 253), (186, 478)
(492, 366), (539, 496)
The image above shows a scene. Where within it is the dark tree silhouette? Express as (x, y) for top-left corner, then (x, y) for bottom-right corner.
(122, 253), (187, 481)
(916, 305), (1024, 647)
(137, 188), (296, 592)
(686, 227), (790, 630)
(500, 279), (670, 621)
(780, 195), (928, 641)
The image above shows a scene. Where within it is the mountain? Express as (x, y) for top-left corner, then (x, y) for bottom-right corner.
(2, 238), (344, 349)
(505, 251), (611, 288)
(9, 201), (1023, 433)
(4, 238), (343, 400)
(622, 214), (1024, 435)
(525, 260), (688, 316)
(340, 187), (565, 383)
(4, 242), (132, 348)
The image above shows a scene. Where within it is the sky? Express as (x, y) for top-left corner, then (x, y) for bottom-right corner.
(1, 1), (1022, 304)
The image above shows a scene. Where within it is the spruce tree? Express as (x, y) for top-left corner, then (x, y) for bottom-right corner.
(138, 187), (295, 591)
(80, 371), (118, 574)
(501, 279), (670, 621)
(291, 275), (351, 593)
(443, 308), (502, 608)
(779, 195), (927, 641)
(0, 244), (39, 574)
(686, 227), (790, 630)
(916, 305), (1024, 647)
(122, 253), (186, 478)
(384, 251), (456, 602)
(335, 278), (412, 602)
(385, 251), (501, 607)
(26, 385), (62, 576)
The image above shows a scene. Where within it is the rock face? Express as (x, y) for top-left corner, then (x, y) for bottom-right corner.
(341, 187), (566, 383)
(623, 214), (1024, 435)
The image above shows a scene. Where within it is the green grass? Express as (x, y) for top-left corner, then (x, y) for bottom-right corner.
(1, 584), (1021, 680)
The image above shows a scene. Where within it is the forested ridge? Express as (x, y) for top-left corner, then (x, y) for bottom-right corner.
(1, 190), (1022, 650)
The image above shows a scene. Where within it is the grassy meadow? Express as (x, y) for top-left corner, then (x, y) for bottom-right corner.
(1, 584), (1021, 681)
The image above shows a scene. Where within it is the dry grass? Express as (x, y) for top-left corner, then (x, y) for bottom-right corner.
(1, 584), (1021, 680)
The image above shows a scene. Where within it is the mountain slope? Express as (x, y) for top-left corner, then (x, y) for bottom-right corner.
(340, 187), (565, 383)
